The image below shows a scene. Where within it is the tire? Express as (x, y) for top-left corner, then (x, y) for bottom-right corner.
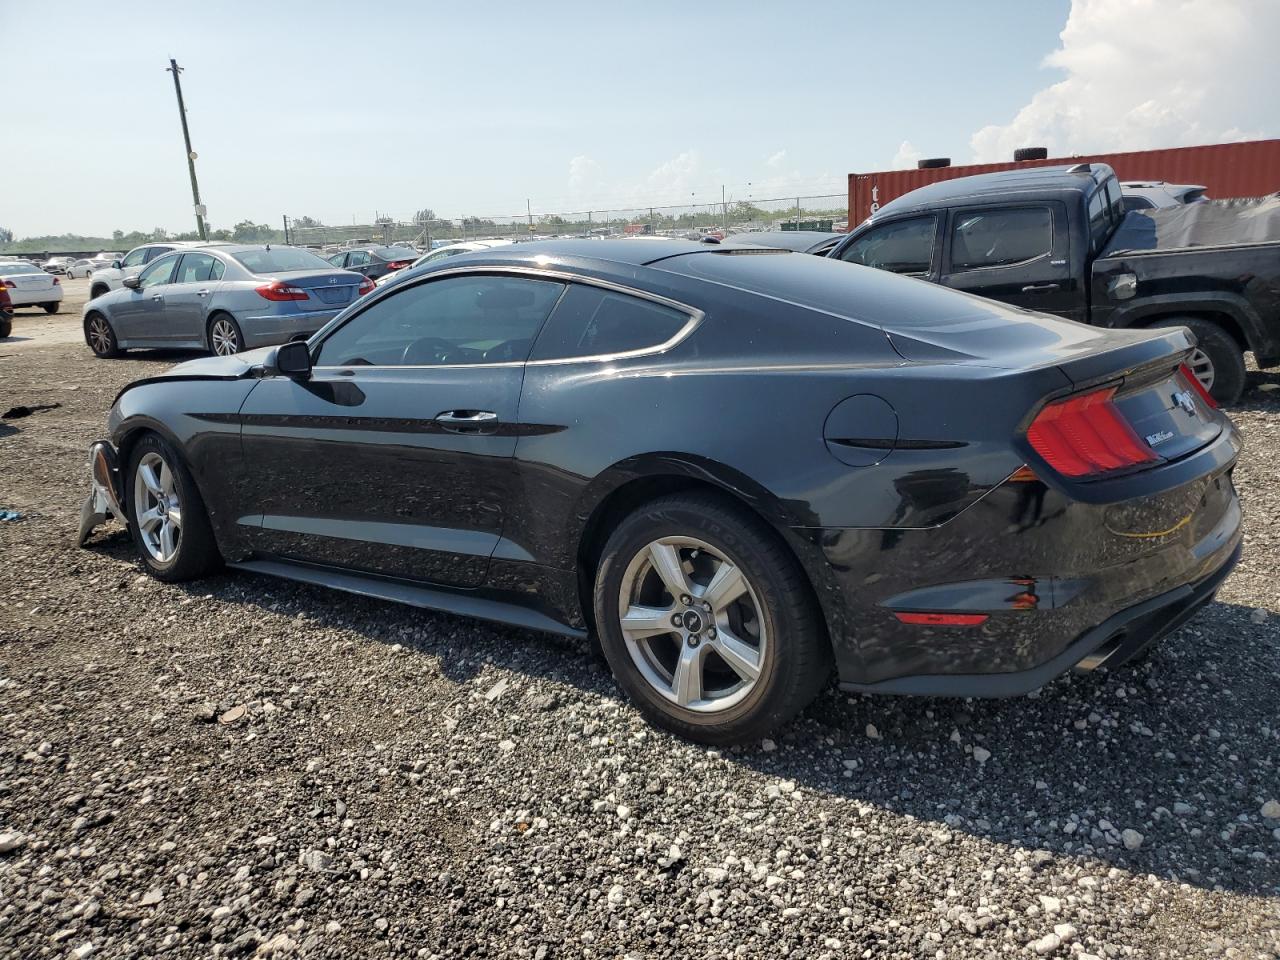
(43, 302), (59, 314)
(917, 157), (951, 170)
(124, 433), (222, 582)
(207, 313), (244, 356)
(84, 312), (122, 358)
(1152, 317), (1246, 405)
(89, 284), (110, 300)
(0, 315), (11, 339)
(1014, 147), (1049, 161)
(593, 493), (830, 744)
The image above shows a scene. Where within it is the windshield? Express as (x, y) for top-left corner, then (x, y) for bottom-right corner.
(232, 247), (334, 274)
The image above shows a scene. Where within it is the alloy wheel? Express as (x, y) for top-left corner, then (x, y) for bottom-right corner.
(210, 318), (239, 356)
(617, 536), (766, 713)
(1187, 347), (1214, 392)
(88, 315), (113, 354)
(133, 451), (183, 563)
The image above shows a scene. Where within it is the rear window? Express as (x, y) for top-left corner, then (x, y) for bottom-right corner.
(232, 247), (333, 274)
(530, 284), (690, 361)
(951, 207), (1053, 270)
(1, 263), (43, 275)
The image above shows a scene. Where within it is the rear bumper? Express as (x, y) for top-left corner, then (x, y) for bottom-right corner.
(239, 310), (338, 349)
(839, 536), (1241, 697)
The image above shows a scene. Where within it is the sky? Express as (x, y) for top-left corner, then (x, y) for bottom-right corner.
(2, 0), (1276, 238)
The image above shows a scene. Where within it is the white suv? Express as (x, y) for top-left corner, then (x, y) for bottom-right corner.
(88, 241), (232, 300)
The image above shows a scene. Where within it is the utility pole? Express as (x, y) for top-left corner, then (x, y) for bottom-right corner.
(527, 199), (534, 235)
(722, 185), (727, 234)
(281, 215), (289, 245)
(167, 59), (207, 240)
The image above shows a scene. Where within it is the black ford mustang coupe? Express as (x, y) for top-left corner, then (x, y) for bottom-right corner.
(80, 239), (1242, 744)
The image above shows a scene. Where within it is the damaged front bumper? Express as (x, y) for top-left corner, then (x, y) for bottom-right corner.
(78, 440), (126, 546)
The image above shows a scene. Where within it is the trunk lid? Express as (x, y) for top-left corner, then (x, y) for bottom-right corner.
(269, 269), (364, 309)
(5, 272), (56, 292)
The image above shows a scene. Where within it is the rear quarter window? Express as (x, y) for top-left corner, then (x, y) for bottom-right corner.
(530, 284), (691, 361)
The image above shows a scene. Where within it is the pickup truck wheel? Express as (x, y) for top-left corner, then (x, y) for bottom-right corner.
(1151, 317), (1245, 405)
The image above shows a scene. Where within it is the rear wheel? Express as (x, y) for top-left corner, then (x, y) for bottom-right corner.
(593, 493), (830, 744)
(125, 433), (221, 582)
(208, 313), (244, 356)
(43, 302), (59, 314)
(0, 315), (11, 339)
(85, 312), (121, 358)
(1152, 317), (1245, 405)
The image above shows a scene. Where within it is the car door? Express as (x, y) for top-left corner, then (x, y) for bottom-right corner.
(236, 270), (567, 587)
(162, 252), (223, 344)
(344, 250), (373, 278)
(939, 202), (1081, 320)
(109, 252), (180, 342)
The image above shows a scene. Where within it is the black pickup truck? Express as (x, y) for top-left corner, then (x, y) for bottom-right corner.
(828, 163), (1280, 403)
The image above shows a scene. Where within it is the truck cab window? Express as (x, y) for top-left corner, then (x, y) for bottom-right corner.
(839, 216), (937, 275)
(951, 208), (1052, 271)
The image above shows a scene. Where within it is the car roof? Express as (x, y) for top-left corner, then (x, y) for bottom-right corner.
(486, 237), (712, 266)
(730, 231), (841, 252)
(871, 163), (1116, 219)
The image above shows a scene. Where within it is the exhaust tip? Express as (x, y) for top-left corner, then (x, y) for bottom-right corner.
(1074, 632), (1126, 673)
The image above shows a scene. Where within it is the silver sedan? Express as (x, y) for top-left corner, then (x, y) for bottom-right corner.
(82, 244), (371, 358)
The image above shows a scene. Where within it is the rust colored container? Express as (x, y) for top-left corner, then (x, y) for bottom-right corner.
(848, 139), (1280, 225)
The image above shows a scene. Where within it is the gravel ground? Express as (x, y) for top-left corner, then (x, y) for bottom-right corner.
(2, 310), (1279, 959)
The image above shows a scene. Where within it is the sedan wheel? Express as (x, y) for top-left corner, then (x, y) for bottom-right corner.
(210, 316), (241, 356)
(133, 451), (183, 564)
(618, 536), (765, 713)
(1186, 347), (1214, 392)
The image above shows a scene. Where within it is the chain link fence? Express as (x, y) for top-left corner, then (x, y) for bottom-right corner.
(282, 194), (848, 251)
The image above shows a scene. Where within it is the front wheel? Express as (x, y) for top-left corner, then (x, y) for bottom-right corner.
(124, 434), (221, 582)
(208, 314), (244, 356)
(593, 494), (830, 744)
(1153, 317), (1246, 405)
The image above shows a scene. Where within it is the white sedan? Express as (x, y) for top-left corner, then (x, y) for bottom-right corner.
(374, 239), (514, 286)
(68, 257), (112, 279)
(1, 261), (64, 313)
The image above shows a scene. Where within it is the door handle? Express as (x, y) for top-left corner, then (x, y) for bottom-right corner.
(150, 294), (164, 301)
(196, 288), (211, 297)
(436, 410), (499, 434)
(1021, 283), (1061, 293)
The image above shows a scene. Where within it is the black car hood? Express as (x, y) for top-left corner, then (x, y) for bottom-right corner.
(166, 347), (275, 377)
(113, 348), (274, 405)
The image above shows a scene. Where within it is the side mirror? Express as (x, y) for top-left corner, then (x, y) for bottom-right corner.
(111, 260), (122, 270)
(272, 340), (313, 379)
(121, 276), (141, 290)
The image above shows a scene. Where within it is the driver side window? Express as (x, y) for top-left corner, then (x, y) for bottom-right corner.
(315, 274), (565, 368)
(138, 254), (179, 289)
(839, 216), (937, 275)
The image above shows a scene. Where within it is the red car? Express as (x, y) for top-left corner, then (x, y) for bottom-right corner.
(0, 283), (13, 339)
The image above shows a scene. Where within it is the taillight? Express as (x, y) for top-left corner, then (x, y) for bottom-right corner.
(386, 260), (411, 270)
(357, 278), (375, 296)
(1026, 386), (1157, 478)
(1179, 362), (1218, 409)
(255, 281), (309, 302)
(53, 277), (60, 286)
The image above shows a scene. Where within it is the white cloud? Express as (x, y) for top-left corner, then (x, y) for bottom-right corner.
(568, 154), (599, 191)
(765, 149), (787, 168)
(891, 140), (923, 170)
(642, 150), (701, 200)
(970, 0), (1279, 162)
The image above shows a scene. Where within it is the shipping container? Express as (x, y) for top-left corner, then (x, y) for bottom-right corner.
(848, 139), (1280, 226)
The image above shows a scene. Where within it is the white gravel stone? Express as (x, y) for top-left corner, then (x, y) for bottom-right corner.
(1122, 828), (1145, 850)
(1260, 799), (1280, 819)
(1031, 932), (1062, 955)
(972, 746), (992, 764)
